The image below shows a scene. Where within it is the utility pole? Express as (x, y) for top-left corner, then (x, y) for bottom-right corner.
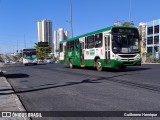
(17, 40), (18, 53)
(129, 0), (131, 22)
(24, 34), (26, 48)
(70, 0), (73, 38)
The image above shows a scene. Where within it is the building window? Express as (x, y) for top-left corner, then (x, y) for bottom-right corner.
(154, 36), (159, 44)
(154, 25), (159, 34)
(147, 47), (152, 53)
(147, 27), (153, 35)
(147, 37), (153, 44)
(154, 46), (158, 52)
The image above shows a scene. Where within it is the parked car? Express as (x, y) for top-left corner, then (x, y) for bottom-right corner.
(38, 59), (44, 63)
(55, 60), (59, 63)
(44, 58), (55, 63)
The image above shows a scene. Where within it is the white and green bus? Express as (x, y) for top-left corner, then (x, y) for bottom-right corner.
(22, 48), (38, 66)
(59, 26), (141, 71)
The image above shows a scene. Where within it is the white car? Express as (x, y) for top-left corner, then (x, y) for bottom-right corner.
(44, 58), (55, 63)
(38, 59), (44, 63)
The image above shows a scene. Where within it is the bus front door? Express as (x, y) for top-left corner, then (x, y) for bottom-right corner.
(105, 35), (110, 65)
(80, 42), (84, 66)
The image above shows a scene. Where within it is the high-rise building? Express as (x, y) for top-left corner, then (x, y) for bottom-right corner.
(54, 28), (70, 57)
(37, 19), (53, 49)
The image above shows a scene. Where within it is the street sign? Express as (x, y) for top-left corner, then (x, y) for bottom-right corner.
(38, 42), (49, 47)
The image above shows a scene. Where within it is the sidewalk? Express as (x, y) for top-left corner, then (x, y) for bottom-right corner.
(141, 62), (160, 64)
(0, 71), (30, 120)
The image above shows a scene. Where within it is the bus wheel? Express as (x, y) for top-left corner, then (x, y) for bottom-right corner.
(96, 59), (102, 71)
(69, 59), (73, 68)
(119, 66), (126, 71)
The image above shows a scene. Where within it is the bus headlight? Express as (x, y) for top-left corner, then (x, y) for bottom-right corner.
(137, 54), (140, 58)
(137, 54), (141, 59)
(136, 54), (141, 60)
(115, 55), (120, 60)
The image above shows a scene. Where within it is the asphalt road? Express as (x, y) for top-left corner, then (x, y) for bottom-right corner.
(1, 63), (160, 120)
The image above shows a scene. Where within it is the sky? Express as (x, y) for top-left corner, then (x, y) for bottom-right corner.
(0, 0), (160, 53)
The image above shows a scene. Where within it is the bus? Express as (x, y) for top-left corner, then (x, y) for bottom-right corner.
(59, 26), (141, 71)
(22, 48), (37, 66)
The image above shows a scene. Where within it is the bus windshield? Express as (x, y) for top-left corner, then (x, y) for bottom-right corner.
(112, 28), (140, 54)
(23, 49), (36, 60)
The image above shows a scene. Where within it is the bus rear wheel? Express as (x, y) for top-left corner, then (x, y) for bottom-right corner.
(96, 59), (102, 71)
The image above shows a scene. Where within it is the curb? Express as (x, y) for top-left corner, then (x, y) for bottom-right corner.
(0, 72), (31, 120)
(141, 63), (160, 64)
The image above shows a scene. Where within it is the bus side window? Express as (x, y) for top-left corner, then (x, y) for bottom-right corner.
(74, 39), (79, 50)
(81, 42), (84, 50)
(67, 42), (70, 51)
(85, 37), (87, 49)
(87, 35), (95, 49)
(95, 33), (102, 48)
(70, 41), (74, 51)
(60, 44), (63, 52)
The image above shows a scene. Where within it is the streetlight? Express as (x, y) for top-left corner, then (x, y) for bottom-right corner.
(17, 40), (19, 53)
(70, 0), (73, 38)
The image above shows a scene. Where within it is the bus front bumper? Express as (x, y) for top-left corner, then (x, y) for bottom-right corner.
(110, 59), (141, 68)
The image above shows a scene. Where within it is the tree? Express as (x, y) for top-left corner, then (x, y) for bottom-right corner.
(121, 21), (134, 26)
(12, 53), (21, 61)
(0, 55), (3, 62)
(34, 43), (52, 60)
(138, 23), (147, 55)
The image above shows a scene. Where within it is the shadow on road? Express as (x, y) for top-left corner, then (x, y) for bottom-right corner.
(4, 73), (29, 79)
(64, 66), (152, 72)
(14, 78), (103, 94)
(7, 74), (128, 94)
(2, 71), (160, 95)
(0, 88), (12, 92)
(103, 67), (152, 72)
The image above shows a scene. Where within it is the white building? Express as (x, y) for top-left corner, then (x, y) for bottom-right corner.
(37, 19), (53, 51)
(146, 19), (160, 54)
(54, 28), (70, 57)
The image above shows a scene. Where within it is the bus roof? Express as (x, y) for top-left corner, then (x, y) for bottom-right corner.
(60, 26), (137, 43)
(22, 48), (36, 51)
